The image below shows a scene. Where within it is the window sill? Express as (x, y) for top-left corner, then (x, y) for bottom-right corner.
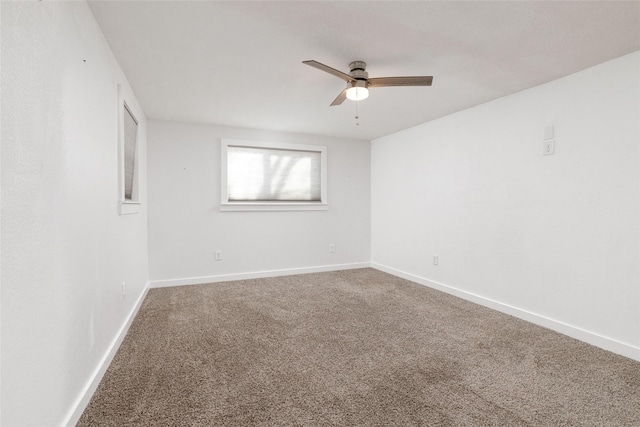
(220, 202), (328, 212)
(119, 201), (141, 215)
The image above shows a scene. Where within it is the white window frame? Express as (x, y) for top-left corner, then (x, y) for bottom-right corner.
(220, 138), (328, 211)
(117, 84), (142, 215)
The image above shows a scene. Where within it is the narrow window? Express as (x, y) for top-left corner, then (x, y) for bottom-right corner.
(123, 103), (138, 201)
(117, 84), (142, 215)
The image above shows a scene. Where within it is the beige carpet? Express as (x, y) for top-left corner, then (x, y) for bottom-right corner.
(78, 268), (640, 426)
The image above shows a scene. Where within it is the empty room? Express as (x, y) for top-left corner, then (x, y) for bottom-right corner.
(2, 1), (639, 426)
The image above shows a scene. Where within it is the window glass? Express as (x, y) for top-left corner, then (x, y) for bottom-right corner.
(227, 146), (321, 202)
(123, 104), (138, 201)
(221, 139), (327, 211)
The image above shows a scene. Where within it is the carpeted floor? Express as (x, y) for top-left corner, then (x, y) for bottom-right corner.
(78, 268), (640, 426)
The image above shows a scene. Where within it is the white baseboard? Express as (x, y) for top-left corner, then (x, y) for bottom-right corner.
(149, 262), (372, 288)
(371, 262), (640, 362)
(62, 283), (151, 427)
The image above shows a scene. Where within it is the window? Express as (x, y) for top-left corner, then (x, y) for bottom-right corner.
(123, 103), (138, 201)
(221, 139), (327, 211)
(118, 84), (142, 215)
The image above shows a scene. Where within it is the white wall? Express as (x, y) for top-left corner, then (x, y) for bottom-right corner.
(1, 5), (635, 426)
(1, 2), (149, 425)
(372, 51), (640, 360)
(148, 121), (370, 285)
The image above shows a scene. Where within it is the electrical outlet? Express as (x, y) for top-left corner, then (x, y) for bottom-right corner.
(215, 250), (222, 261)
(543, 139), (555, 155)
(329, 244), (336, 253)
(432, 255), (439, 266)
(121, 282), (126, 297)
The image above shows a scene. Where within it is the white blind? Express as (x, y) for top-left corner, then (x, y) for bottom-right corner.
(123, 105), (138, 200)
(227, 145), (321, 201)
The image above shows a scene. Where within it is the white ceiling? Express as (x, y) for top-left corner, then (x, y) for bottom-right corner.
(88, 1), (640, 141)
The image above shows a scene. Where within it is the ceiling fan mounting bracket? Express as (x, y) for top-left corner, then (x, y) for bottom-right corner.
(349, 61), (367, 72)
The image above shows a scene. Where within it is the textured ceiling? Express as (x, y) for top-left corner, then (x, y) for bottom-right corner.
(88, 1), (640, 140)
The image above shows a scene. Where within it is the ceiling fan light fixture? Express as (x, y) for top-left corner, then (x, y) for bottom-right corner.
(346, 85), (369, 101)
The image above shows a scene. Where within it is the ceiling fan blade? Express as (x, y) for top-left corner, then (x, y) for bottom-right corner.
(368, 76), (433, 87)
(330, 88), (348, 106)
(303, 60), (353, 82)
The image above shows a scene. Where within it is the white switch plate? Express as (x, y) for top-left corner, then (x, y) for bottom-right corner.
(432, 254), (439, 266)
(543, 139), (555, 155)
(544, 125), (555, 140)
(329, 244), (336, 253)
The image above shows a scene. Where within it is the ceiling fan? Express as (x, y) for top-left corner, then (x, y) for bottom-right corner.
(303, 60), (433, 106)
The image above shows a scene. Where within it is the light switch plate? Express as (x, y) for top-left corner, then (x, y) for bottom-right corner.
(544, 125), (554, 140)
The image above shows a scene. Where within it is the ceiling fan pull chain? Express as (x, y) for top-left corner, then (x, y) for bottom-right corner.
(355, 99), (360, 126)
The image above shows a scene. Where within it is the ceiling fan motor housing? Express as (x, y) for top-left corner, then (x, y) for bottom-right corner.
(349, 80), (368, 90)
(349, 61), (368, 81)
